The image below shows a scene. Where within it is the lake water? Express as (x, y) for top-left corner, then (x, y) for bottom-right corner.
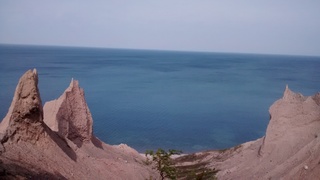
(0, 44), (319, 153)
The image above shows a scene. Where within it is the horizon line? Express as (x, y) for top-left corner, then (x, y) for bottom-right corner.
(1, 42), (319, 58)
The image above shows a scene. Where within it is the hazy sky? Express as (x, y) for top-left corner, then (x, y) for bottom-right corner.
(1, 1), (320, 56)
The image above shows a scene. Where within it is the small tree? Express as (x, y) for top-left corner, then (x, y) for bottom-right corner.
(145, 148), (182, 180)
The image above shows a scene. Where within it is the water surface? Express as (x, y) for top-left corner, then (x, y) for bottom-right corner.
(1, 44), (319, 153)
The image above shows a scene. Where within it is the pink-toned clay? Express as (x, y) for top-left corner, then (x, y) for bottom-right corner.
(0, 69), (158, 179)
(1, 69), (319, 179)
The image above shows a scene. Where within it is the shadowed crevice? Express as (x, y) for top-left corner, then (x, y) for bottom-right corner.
(44, 124), (77, 162)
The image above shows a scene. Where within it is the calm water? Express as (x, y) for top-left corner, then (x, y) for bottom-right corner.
(0, 44), (319, 153)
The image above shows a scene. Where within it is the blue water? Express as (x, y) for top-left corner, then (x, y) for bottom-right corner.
(1, 44), (320, 153)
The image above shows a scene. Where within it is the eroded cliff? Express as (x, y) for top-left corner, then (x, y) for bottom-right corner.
(175, 85), (320, 180)
(0, 69), (157, 179)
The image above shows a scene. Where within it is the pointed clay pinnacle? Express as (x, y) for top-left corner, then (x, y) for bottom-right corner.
(43, 78), (93, 147)
(70, 78), (74, 86)
(33, 68), (37, 75)
(13, 69), (43, 123)
(283, 85), (305, 102)
(0, 69), (44, 144)
(69, 78), (78, 89)
(283, 84), (291, 98)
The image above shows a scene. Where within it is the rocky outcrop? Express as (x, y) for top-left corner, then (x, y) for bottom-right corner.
(259, 85), (320, 159)
(0, 69), (44, 145)
(44, 79), (93, 147)
(249, 85), (320, 179)
(175, 86), (320, 180)
(0, 69), (157, 179)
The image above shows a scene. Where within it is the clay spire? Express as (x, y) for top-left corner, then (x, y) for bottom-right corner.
(0, 69), (44, 144)
(282, 84), (305, 102)
(43, 79), (93, 147)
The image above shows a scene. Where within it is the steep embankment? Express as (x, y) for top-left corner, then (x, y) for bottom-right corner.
(175, 86), (320, 180)
(0, 69), (157, 179)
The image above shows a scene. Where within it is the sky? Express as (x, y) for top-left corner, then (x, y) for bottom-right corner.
(0, 0), (320, 56)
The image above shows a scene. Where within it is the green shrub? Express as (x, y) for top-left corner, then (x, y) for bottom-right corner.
(145, 148), (182, 180)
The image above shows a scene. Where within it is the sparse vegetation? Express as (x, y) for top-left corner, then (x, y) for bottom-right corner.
(146, 149), (219, 180)
(145, 148), (182, 180)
